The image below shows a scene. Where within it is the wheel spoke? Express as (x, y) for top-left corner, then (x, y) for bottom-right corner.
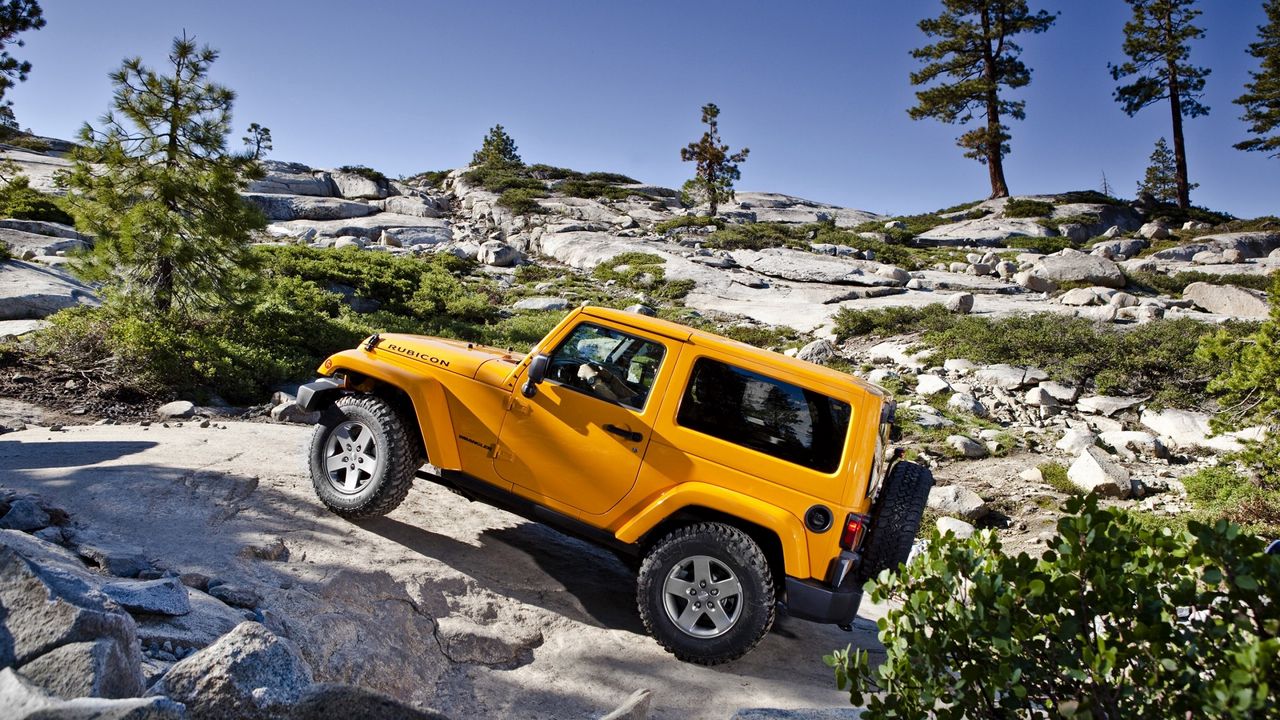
(665, 578), (696, 596)
(706, 604), (733, 631)
(343, 467), (359, 492)
(693, 557), (712, 585)
(334, 425), (354, 445)
(711, 577), (742, 600)
(674, 602), (703, 633)
(325, 453), (347, 473)
(356, 452), (377, 469)
(355, 429), (375, 453)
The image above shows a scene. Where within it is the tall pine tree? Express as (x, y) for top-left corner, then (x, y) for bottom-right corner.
(65, 34), (265, 315)
(0, 0), (45, 130)
(1110, 0), (1209, 210)
(679, 103), (749, 217)
(1235, 0), (1280, 158)
(471, 124), (522, 169)
(908, 0), (1056, 199)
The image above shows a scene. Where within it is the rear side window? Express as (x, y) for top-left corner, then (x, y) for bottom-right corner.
(676, 358), (851, 473)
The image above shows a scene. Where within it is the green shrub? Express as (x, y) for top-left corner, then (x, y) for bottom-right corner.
(1053, 190), (1126, 206)
(0, 176), (75, 225)
(513, 264), (564, 284)
(557, 178), (651, 202)
(1182, 465), (1280, 535)
(718, 323), (803, 349)
(1002, 198), (1055, 218)
(1038, 461), (1080, 496)
(654, 215), (720, 234)
(833, 303), (956, 339)
(827, 494), (1280, 718)
(2, 134), (50, 152)
(703, 222), (807, 251)
(404, 169), (451, 188)
(461, 166), (546, 194)
(336, 165), (387, 184)
(497, 187), (549, 215)
(934, 199), (983, 214)
(1004, 236), (1084, 254)
(1125, 270), (1274, 297)
(592, 252), (693, 301)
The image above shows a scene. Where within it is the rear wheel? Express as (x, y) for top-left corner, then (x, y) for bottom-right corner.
(308, 394), (421, 519)
(855, 461), (934, 584)
(637, 523), (775, 665)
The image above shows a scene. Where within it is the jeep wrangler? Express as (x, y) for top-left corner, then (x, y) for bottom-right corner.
(297, 305), (932, 664)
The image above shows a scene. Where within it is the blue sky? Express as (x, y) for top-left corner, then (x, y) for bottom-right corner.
(10, 1), (1278, 217)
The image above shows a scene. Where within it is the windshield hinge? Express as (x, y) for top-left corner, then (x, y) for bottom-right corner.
(363, 333), (381, 352)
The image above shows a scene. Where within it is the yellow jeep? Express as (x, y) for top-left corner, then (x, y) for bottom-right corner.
(298, 305), (932, 664)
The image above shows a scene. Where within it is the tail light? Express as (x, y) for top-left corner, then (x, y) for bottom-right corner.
(840, 513), (870, 550)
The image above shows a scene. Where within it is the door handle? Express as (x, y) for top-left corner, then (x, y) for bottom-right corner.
(604, 424), (643, 442)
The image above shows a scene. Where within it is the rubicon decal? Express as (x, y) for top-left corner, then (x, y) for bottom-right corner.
(384, 343), (451, 367)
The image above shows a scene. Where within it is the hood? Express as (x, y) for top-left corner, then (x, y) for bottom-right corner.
(373, 333), (521, 380)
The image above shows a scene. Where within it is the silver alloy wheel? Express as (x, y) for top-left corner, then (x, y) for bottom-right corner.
(323, 420), (383, 496)
(662, 554), (744, 638)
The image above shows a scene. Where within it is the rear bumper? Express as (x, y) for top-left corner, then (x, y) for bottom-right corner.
(784, 576), (863, 625)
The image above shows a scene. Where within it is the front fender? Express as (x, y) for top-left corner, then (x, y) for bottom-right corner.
(613, 482), (810, 579)
(320, 350), (462, 471)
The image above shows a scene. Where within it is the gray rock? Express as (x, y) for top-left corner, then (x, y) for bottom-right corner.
(866, 368), (899, 385)
(0, 261), (99, 320)
(155, 401), (195, 420)
(1058, 287), (1099, 306)
(134, 587), (250, 652)
(0, 499), (51, 531)
(1182, 282), (1270, 319)
(946, 435), (988, 459)
(435, 617), (543, 666)
(1077, 395), (1142, 417)
(17, 638), (142, 700)
(150, 622), (312, 720)
(1037, 381), (1079, 403)
(623, 304), (656, 317)
(101, 576), (191, 617)
(1139, 408), (1245, 453)
(330, 170), (388, 200)
(207, 584), (260, 610)
(1109, 291), (1139, 308)
(927, 484), (988, 521)
(0, 668), (184, 720)
(601, 689), (653, 720)
(375, 195), (445, 218)
(973, 364), (1049, 390)
(1068, 446), (1132, 498)
(1222, 248), (1246, 264)
(1091, 238), (1147, 259)
(945, 292), (974, 314)
(934, 516), (976, 540)
(74, 541), (152, 579)
(241, 193), (375, 222)
(246, 161), (335, 197)
(513, 297), (572, 312)
(795, 339), (837, 365)
(915, 374), (951, 396)
(1024, 387), (1059, 407)
(1030, 249), (1125, 289)
(1098, 430), (1168, 461)
(946, 392), (987, 418)
(1014, 269), (1058, 293)
(478, 240), (519, 267)
(288, 683), (450, 720)
(730, 248), (905, 286)
(269, 401), (320, 425)
(1138, 222), (1171, 240)
(1056, 428), (1097, 454)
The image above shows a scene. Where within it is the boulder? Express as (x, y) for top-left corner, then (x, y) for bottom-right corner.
(947, 392), (987, 417)
(1138, 222), (1171, 240)
(927, 485), (988, 521)
(17, 638), (141, 700)
(100, 576), (191, 616)
(945, 292), (974, 314)
(155, 401), (195, 420)
(269, 401), (320, 425)
(946, 435), (988, 459)
(1056, 428), (1097, 454)
(150, 622), (313, 720)
(1067, 446), (1132, 498)
(1014, 270), (1058, 293)
(916, 217), (1055, 245)
(795, 339), (837, 365)
(1037, 381), (1079, 403)
(1098, 430), (1168, 461)
(730, 248), (904, 286)
(1091, 238), (1146, 259)
(1182, 282), (1270, 319)
(935, 517), (976, 540)
(207, 583), (260, 609)
(0, 668), (184, 720)
(915, 374), (952, 397)
(1024, 387), (1059, 407)
(241, 193), (376, 222)
(513, 297), (572, 312)
(1076, 395), (1142, 417)
(375, 195), (445, 218)
(0, 261), (99, 320)
(478, 240), (519, 267)
(1140, 408), (1246, 452)
(1108, 292), (1139, 308)
(1059, 287), (1099, 306)
(0, 499), (51, 531)
(1030, 249), (1125, 289)
(246, 161), (335, 196)
(330, 170), (389, 200)
(973, 364), (1049, 390)
(0, 227), (89, 257)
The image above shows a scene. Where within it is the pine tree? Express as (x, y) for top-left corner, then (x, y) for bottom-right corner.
(679, 103), (749, 216)
(1136, 137), (1193, 202)
(64, 34), (266, 315)
(0, 0), (45, 130)
(1235, 0), (1280, 158)
(907, 0), (1056, 199)
(242, 122), (272, 160)
(471, 124), (522, 169)
(1110, 0), (1209, 210)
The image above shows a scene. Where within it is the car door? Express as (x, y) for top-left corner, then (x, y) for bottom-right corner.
(493, 321), (675, 516)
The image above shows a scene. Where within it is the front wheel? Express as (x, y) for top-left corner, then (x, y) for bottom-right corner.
(308, 394), (421, 519)
(636, 523), (775, 665)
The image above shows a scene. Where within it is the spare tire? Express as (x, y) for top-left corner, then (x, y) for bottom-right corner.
(855, 461), (934, 584)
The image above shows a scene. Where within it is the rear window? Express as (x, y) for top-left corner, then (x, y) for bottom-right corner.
(676, 357), (851, 473)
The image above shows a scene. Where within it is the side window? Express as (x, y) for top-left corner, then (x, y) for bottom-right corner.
(546, 323), (667, 410)
(676, 358), (851, 473)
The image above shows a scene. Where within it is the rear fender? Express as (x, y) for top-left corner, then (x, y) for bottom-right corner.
(614, 482), (810, 578)
(318, 350), (462, 470)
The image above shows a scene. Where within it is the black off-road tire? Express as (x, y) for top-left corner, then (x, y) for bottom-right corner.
(637, 523), (776, 665)
(855, 461), (934, 585)
(308, 394), (421, 520)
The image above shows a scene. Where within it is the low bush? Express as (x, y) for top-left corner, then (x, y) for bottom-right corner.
(0, 241), (10, 262)
(1053, 190), (1126, 206)
(557, 178), (652, 202)
(2, 134), (50, 152)
(0, 176), (75, 225)
(1004, 236), (1084, 255)
(1182, 465), (1280, 536)
(827, 494), (1279, 718)
(1125, 270), (1274, 297)
(832, 303), (955, 339)
(592, 252), (693, 301)
(461, 166), (546, 194)
(654, 215), (720, 234)
(703, 222), (808, 251)
(336, 165), (388, 184)
(1002, 198), (1056, 218)
(404, 169), (450, 188)
(1038, 461), (1079, 496)
(497, 187), (549, 215)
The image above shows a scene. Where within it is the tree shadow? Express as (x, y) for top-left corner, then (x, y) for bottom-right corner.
(0, 439), (159, 469)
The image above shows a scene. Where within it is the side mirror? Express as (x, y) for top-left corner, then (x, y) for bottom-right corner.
(522, 354), (550, 398)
